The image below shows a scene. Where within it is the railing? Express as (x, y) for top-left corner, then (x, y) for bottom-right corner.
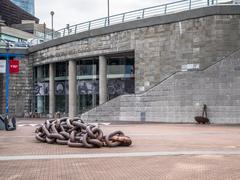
(30, 0), (236, 46)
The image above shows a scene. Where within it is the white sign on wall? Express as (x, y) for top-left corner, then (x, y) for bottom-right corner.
(181, 64), (200, 71)
(0, 60), (6, 73)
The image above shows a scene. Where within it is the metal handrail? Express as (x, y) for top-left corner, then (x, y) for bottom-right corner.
(30, 0), (235, 46)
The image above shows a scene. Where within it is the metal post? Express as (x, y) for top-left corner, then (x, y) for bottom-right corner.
(50, 11), (54, 39)
(66, 24), (70, 35)
(189, 0), (192, 10)
(88, 21), (91, 30)
(5, 46), (10, 116)
(142, 9), (145, 19)
(107, 0), (110, 26)
(43, 22), (46, 40)
(63, 29), (66, 36)
(5, 55), (9, 116)
(104, 18), (107, 27)
(75, 25), (77, 34)
(122, 14), (125, 23)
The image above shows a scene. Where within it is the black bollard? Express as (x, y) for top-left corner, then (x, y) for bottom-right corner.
(12, 117), (16, 130)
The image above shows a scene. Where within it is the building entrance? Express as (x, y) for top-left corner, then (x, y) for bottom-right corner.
(33, 51), (134, 116)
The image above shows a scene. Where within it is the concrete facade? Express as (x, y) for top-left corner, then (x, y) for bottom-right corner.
(1, 5), (240, 123)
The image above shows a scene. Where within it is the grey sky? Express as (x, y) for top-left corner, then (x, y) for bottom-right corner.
(35, 0), (173, 30)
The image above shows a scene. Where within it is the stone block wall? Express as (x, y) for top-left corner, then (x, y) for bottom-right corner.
(82, 49), (240, 124)
(0, 57), (32, 117)
(134, 14), (240, 92)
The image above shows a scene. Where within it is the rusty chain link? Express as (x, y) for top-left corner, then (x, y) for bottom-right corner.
(35, 117), (132, 148)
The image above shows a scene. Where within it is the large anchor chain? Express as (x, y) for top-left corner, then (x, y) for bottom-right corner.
(35, 117), (132, 148)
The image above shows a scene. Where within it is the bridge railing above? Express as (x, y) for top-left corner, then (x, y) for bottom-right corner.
(30, 0), (237, 46)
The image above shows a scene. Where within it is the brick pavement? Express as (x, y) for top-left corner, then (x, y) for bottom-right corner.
(0, 119), (240, 179)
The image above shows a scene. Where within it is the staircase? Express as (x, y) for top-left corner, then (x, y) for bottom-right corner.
(82, 49), (240, 124)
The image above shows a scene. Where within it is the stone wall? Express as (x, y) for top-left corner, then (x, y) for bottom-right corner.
(82, 49), (240, 124)
(0, 74), (3, 114)
(0, 57), (32, 117)
(29, 12), (240, 93)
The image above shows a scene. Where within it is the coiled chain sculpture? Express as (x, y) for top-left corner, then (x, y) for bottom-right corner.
(35, 117), (132, 148)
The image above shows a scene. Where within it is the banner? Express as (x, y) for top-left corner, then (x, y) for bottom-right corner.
(35, 82), (49, 96)
(0, 60), (6, 73)
(55, 81), (66, 95)
(10, 59), (19, 74)
(77, 80), (99, 95)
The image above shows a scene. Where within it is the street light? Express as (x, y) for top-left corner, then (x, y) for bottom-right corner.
(50, 11), (55, 39)
(107, 0), (110, 26)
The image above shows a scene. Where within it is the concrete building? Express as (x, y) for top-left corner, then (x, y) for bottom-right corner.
(1, 3), (240, 123)
(0, 22), (31, 117)
(0, 0), (38, 26)
(0, 22), (34, 43)
(12, 20), (54, 41)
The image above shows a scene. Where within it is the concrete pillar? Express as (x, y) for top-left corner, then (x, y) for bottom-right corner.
(37, 67), (43, 113)
(68, 60), (77, 117)
(49, 63), (55, 117)
(99, 56), (107, 104)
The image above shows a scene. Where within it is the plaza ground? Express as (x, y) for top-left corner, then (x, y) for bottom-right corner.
(0, 119), (240, 180)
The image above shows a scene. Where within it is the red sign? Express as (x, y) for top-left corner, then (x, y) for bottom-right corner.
(10, 59), (19, 74)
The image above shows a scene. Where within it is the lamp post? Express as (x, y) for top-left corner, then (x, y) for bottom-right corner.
(107, 0), (110, 25)
(50, 11), (54, 39)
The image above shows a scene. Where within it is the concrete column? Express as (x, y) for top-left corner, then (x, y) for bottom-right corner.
(68, 60), (77, 117)
(49, 63), (55, 117)
(37, 67), (43, 113)
(99, 56), (107, 104)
